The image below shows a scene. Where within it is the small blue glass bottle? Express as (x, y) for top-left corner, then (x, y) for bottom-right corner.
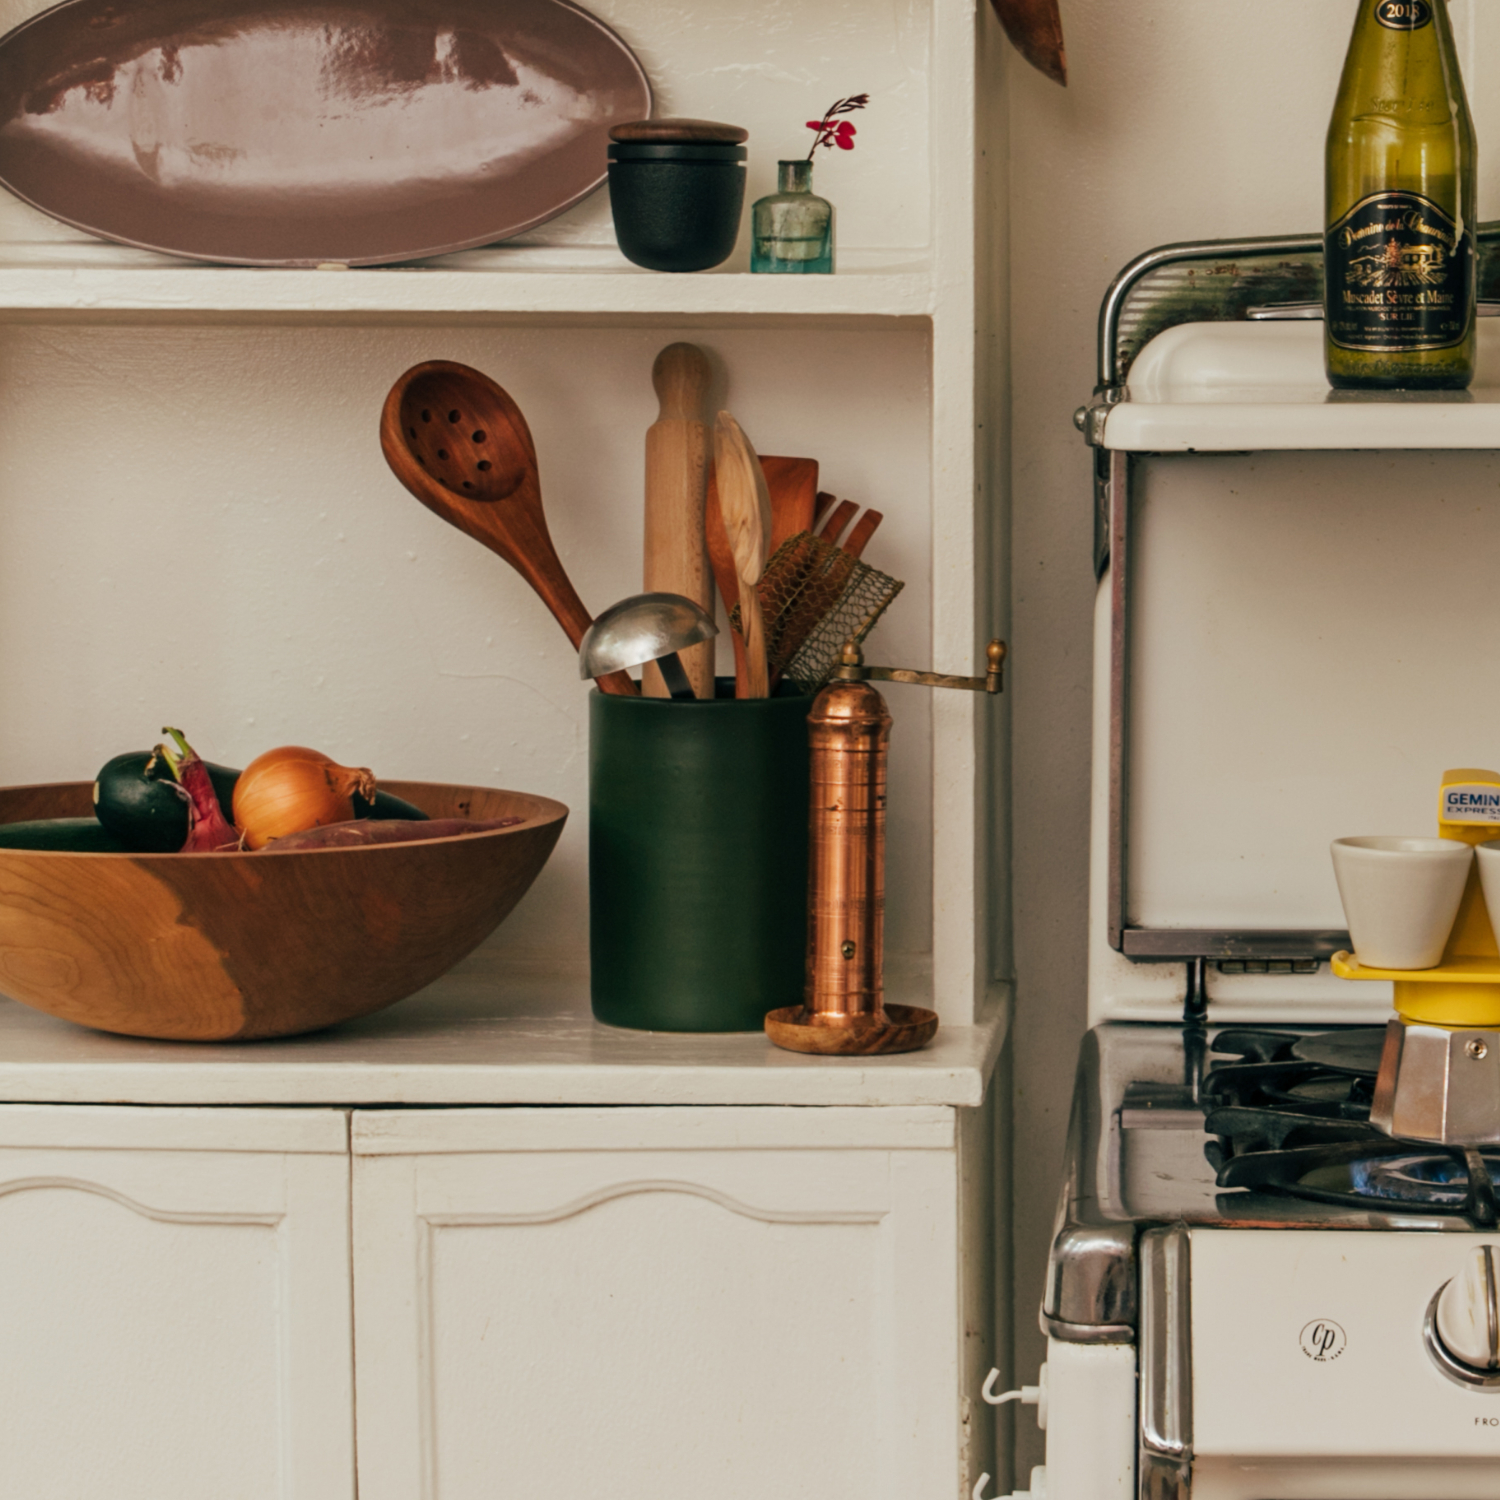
(751, 160), (833, 274)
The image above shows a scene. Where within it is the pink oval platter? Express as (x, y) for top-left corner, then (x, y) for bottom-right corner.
(0, 0), (651, 266)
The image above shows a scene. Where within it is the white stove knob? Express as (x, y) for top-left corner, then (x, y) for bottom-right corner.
(1433, 1246), (1500, 1378)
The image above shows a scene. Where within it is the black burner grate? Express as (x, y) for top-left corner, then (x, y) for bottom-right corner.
(1203, 1028), (1500, 1228)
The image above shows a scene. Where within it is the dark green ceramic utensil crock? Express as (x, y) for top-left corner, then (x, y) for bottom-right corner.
(590, 681), (810, 1031)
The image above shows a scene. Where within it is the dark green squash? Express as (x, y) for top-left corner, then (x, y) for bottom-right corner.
(355, 788), (429, 822)
(0, 817), (129, 852)
(94, 750), (240, 853)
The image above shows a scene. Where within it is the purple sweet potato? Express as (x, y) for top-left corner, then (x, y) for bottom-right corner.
(260, 816), (522, 852)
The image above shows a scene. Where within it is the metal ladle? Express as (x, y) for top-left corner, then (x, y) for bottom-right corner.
(578, 593), (719, 701)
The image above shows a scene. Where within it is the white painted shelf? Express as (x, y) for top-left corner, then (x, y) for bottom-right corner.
(1104, 320), (1500, 452)
(0, 947), (1007, 1108)
(0, 242), (932, 320)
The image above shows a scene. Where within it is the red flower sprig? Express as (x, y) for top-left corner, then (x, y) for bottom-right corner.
(805, 94), (869, 159)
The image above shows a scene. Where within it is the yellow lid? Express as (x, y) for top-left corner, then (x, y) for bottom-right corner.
(1439, 767), (1500, 846)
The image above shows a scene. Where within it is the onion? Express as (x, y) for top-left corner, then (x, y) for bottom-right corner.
(157, 727), (240, 853)
(232, 745), (377, 850)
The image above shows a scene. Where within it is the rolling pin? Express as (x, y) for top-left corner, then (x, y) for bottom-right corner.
(643, 343), (714, 699)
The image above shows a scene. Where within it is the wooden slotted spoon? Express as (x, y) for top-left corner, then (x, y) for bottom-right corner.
(380, 360), (637, 696)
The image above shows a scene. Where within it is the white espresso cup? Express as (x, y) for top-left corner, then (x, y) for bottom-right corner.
(1469, 842), (1500, 947)
(1330, 836), (1472, 970)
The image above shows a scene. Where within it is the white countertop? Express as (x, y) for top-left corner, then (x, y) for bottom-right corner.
(1104, 320), (1500, 451)
(0, 950), (1007, 1109)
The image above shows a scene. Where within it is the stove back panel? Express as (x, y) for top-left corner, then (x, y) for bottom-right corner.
(1091, 449), (1500, 1023)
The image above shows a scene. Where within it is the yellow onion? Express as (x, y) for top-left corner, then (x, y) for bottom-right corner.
(232, 746), (376, 850)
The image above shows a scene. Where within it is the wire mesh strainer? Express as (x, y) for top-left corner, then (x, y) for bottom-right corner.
(731, 531), (904, 693)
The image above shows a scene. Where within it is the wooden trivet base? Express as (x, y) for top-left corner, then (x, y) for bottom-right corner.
(764, 1004), (939, 1056)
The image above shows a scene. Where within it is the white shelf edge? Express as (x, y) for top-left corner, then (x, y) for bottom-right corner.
(1105, 321), (1500, 452)
(1103, 400), (1500, 453)
(0, 955), (1004, 1109)
(0, 266), (934, 320)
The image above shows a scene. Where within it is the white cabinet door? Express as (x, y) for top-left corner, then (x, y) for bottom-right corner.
(0, 1105), (354, 1500)
(352, 1106), (960, 1500)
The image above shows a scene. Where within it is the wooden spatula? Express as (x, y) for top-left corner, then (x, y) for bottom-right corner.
(813, 493), (884, 557)
(712, 413), (772, 698)
(707, 455), (818, 695)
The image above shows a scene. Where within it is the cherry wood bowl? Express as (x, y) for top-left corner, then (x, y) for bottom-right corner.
(0, 780), (567, 1041)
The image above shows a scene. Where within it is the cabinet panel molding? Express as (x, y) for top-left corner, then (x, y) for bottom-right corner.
(0, 1113), (354, 1500)
(421, 1177), (890, 1228)
(353, 1114), (960, 1500)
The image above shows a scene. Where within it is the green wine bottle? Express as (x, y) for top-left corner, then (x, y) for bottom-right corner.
(1325, 0), (1476, 390)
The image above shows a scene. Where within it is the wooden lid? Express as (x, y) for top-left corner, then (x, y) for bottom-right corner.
(610, 118), (748, 144)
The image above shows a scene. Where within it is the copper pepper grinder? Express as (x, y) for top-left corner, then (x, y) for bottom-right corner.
(766, 638), (1006, 1055)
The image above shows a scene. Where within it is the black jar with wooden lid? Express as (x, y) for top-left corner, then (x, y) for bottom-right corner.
(607, 119), (748, 272)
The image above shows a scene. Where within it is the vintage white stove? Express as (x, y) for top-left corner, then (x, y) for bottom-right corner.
(991, 231), (1500, 1500)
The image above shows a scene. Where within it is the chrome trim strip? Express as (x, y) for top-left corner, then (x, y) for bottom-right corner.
(1120, 928), (1351, 961)
(1488, 1247), (1498, 1369)
(1043, 1036), (1142, 1332)
(1140, 1226), (1193, 1460)
(1139, 1451), (1192, 1500)
(1107, 451), (1130, 951)
(1040, 1310), (1136, 1345)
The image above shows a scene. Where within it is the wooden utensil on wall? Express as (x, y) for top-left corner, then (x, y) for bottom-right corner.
(706, 455), (818, 696)
(380, 360), (637, 695)
(991, 0), (1066, 85)
(712, 413), (772, 698)
(643, 343), (714, 699)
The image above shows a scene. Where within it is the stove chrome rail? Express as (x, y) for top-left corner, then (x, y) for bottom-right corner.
(1139, 1227), (1192, 1500)
(1042, 1031), (1138, 1343)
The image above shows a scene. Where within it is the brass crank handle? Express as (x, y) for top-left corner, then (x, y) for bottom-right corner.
(832, 639), (1006, 694)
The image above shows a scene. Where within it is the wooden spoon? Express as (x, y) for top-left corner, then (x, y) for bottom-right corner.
(380, 360), (636, 696)
(712, 413), (772, 698)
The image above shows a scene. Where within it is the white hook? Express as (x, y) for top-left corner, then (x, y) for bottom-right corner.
(972, 1474), (992, 1500)
(982, 1364), (1048, 1426)
(982, 1368), (1022, 1405)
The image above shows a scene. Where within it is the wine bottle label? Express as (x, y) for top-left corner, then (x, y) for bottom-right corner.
(1376, 0), (1432, 28)
(1325, 191), (1472, 352)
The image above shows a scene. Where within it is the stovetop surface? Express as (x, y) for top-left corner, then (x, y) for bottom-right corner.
(1202, 1026), (1500, 1227)
(1075, 1022), (1495, 1232)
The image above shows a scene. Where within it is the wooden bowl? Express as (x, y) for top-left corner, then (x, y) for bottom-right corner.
(0, 780), (567, 1041)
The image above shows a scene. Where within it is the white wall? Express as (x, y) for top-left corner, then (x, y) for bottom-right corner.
(1005, 0), (1500, 1478)
(0, 318), (934, 960)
